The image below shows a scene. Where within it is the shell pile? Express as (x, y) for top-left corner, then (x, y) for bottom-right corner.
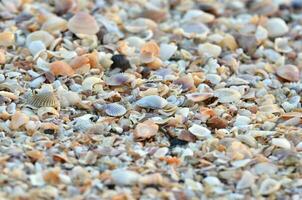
(0, 0), (301, 199)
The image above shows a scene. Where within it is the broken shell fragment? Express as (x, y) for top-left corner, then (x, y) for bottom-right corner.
(214, 88), (242, 103)
(259, 178), (281, 195)
(0, 31), (15, 47)
(136, 95), (168, 109)
(26, 31), (55, 47)
(134, 120), (159, 141)
(198, 43), (221, 58)
(68, 12), (99, 35)
(188, 124), (212, 139)
(10, 111), (29, 130)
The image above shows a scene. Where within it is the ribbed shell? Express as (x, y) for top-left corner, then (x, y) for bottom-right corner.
(104, 103), (127, 117)
(136, 95), (168, 109)
(27, 91), (60, 108)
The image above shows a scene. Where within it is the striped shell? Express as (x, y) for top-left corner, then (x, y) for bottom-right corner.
(136, 95), (168, 109)
(26, 91), (60, 109)
(104, 103), (127, 117)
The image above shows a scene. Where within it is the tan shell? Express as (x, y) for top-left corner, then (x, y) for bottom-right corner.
(49, 61), (75, 76)
(0, 31), (15, 47)
(276, 65), (300, 82)
(42, 16), (68, 34)
(140, 41), (160, 63)
(10, 111), (29, 130)
(134, 120), (158, 141)
(68, 12), (99, 35)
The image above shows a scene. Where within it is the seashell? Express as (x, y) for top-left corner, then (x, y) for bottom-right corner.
(142, 8), (167, 23)
(134, 120), (158, 141)
(54, 0), (74, 15)
(160, 43), (177, 61)
(82, 76), (103, 91)
(69, 55), (89, 69)
(276, 65), (300, 82)
(110, 54), (131, 71)
(0, 31), (15, 47)
(0, 79), (23, 92)
(258, 104), (281, 114)
(105, 73), (132, 86)
(272, 138), (291, 149)
(236, 34), (257, 55)
(186, 92), (213, 102)
(159, 103), (178, 116)
(234, 115), (251, 127)
(99, 52), (113, 69)
(188, 124), (212, 139)
(236, 171), (255, 190)
(26, 91), (60, 109)
(9, 111), (29, 130)
(226, 141), (252, 160)
(274, 37), (292, 53)
(0, 49), (5, 64)
(104, 103), (127, 117)
(259, 178), (281, 195)
(140, 41), (160, 63)
(198, 43), (222, 58)
(26, 31), (54, 48)
(255, 25), (268, 42)
(220, 34), (238, 51)
(206, 116), (228, 129)
(86, 51), (99, 68)
(111, 169), (140, 186)
(124, 18), (157, 33)
(136, 95), (168, 109)
(68, 12), (99, 35)
(174, 73), (195, 91)
(125, 36), (146, 49)
(42, 16), (68, 34)
(183, 10), (215, 23)
(181, 23), (209, 38)
(236, 135), (257, 147)
(37, 107), (60, 119)
(0, 91), (18, 100)
(56, 86), (81, 107)
(72, 114), (96, 132)
(28, 40), (46, 56)
(49, 61), (74, 76)
(214, 88), (241, 103)
(139, 173), (168, 186)
(146, 57), (163, 70)
(264, 18), (289, 38)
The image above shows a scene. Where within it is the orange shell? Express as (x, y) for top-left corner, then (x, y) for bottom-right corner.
(69, 55), (90, 69)
(49, 61), (75, 76)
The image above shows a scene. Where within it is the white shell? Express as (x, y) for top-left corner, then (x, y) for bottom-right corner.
(214, 88), (242, 103)
(111, 169), (140, 186)
(104, 103), (127, 117)
(136, 95), (168, 109)
(160, 43), (177, 61)
(188, 124), (212, 139)
(28, 40), (46, 56)
(272, 138), (291, 149)
(264, 18), (289, 38)
(259, 178), (281, 195)
(198, 43), (222, 58)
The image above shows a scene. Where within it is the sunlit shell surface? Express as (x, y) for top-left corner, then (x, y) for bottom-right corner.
(104, 103), (127, 117)
(276, 65), (300, 82)
(136, 95), (168, 109)
(67, 12), (99, 35)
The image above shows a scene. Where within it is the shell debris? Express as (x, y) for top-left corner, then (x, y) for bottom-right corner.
(0, 1), (301, 199)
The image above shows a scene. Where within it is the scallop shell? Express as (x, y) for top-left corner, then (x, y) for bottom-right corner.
(82, 76), (103, 91)
(26, 31), (55, 48)
(68, 12), (99, 35)
(276, 65), (300, 82)
(105, 73), (132, 86)
(104, 103), (127, 117)
(214, 88), (242, 103)
(26, 91), (60, 109)
(136, 95), (168, 109)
